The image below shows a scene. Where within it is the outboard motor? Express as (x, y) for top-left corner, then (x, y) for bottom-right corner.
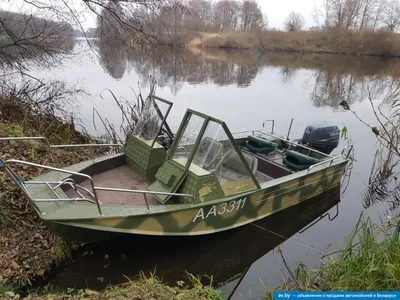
(301, 122), (340, 155)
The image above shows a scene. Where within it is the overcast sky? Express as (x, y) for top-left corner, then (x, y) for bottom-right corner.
(1, 0), (321, 30)
(261, 0), (319, 29)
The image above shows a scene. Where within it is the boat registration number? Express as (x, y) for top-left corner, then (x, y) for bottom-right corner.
(192, 197), (247, 222)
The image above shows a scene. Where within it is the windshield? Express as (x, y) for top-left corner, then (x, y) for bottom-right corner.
(169, 110), (258, 196)
(132, 95), (173, 148)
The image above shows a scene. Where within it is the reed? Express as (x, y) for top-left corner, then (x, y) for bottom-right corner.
(92, 76), (157, 144)
(264, 213), (400, 298)
(191, 29), (400, 57)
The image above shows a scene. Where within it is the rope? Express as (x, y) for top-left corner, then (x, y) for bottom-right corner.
(250, 223), (327, 254)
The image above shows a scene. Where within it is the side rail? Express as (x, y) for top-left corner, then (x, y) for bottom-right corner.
(0, 136), (123, 163)
(3, 159), (195, 216)
(307, 144), (354, 173)
(255, 131), (335, 159)
(4, 159), (101, 215)
(232, 119), (275, 137)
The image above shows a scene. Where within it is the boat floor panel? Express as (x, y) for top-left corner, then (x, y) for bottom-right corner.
(65, 166), (161, 206)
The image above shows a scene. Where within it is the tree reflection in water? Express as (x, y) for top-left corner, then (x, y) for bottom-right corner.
(97, 40), (262, 94)
(98, 39), (127, 80)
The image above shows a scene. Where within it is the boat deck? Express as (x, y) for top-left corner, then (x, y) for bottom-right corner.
(65, 166), (162, 207)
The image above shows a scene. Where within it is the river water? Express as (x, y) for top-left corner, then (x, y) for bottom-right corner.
(31, 39), (400, 299)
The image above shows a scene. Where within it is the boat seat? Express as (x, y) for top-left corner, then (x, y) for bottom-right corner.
(282, 150), (320, 171)
(219, 150), (258, 181)
(193, 137), (223, 169)
(246, 136), (277, 155)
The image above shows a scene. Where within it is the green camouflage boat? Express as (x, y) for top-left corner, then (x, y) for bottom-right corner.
(1, 95), (352, 242)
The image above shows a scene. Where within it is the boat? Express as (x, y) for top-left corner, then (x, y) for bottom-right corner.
(0, 95), (353, 242)
(39, 187), (341, 290)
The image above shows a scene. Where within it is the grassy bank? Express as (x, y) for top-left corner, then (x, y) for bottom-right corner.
(188, 30), (400, 57)
(264, 213), (400, 298)
(0, 97), (106, 286)
(0, 273), (223, 300)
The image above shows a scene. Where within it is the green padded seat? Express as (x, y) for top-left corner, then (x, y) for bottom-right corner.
(283, 150), (320, 171)
(246, 136), (277, 155)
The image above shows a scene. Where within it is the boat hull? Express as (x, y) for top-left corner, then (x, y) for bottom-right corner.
(43, 161), (346, 242)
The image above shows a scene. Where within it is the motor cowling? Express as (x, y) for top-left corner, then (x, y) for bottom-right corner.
(301, 122), (340, 155)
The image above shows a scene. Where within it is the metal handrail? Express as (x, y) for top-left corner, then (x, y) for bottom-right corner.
(262, 119), (275, 134)
(0, 136), (54, 161)
(0, 136), (123, 164)
(307, 144), (354, 173)
(4, 159), (197, 216)
(307, 155), (342, 173)
(231, 128), (260, 136)
(232, 119), (275, 136)
(4, 159), (102, 215)
(50, 143), (122, 149)
(255, 131), (335, 158)
(94, 187), (195, 212)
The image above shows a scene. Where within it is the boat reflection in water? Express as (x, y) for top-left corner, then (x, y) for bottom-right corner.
(39, 187), (341, 294)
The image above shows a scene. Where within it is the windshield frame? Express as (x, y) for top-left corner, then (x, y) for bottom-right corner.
(132, 94), (173, 148)
(168, 109), (261, 190)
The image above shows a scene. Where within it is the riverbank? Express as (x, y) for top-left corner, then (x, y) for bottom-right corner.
(0, 273), (223, 299)
(0, 97), (105, 286)
(187, 30), (400, 57)
(264, 214), (400, 298)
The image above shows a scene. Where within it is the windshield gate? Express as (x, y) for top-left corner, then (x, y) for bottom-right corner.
(132, 95), (173, 148)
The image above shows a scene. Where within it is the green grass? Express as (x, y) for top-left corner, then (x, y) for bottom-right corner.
(265, 213), (400, 299)
(321, 214), (400, 290)
(0, 283), (15, 294)
(25, 272), (223, 300)
(104, 272), (223, 300)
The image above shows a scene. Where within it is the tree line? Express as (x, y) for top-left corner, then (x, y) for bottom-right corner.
(96, 0), (267, 44)
(0, 10), (74, 38)
(0, 9), (75, 69)
(313, 0), (400, 32)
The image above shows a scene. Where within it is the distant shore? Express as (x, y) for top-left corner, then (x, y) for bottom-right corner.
(185, 30), (400, 58)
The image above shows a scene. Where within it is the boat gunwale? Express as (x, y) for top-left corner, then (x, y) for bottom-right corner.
(31, 156), (348, 221)
(50, 182), (342, 236)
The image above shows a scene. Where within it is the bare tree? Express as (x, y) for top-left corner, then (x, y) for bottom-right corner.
(213, 0), (240, 30)
(358, 0), (375, 30)
(284, 11), (305, 32)
(372, 0), (387, 30)
(185, 0), (212, 30)
(239, 0), (265, 29)
(383, 0), (400, 31)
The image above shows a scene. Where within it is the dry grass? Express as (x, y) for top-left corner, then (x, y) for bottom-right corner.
(1, 272), (223, 300)
(190, 29), (400, 57)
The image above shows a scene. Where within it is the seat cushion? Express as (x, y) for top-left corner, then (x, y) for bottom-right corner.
(246, 136), (277, 154)
(283, 150), (320, 171)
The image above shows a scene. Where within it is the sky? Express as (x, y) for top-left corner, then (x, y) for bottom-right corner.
(0, 0), (321, 30)
(260, 0), (319, 29)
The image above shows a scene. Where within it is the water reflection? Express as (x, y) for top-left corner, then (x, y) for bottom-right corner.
(98, 39), (127, 80)
(37, 188), (340, 294)
(310, 73), (400, 110)
(363, 150), (400, 217)
(95, 40), (400, 109)
(96, 42), (263, 93)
